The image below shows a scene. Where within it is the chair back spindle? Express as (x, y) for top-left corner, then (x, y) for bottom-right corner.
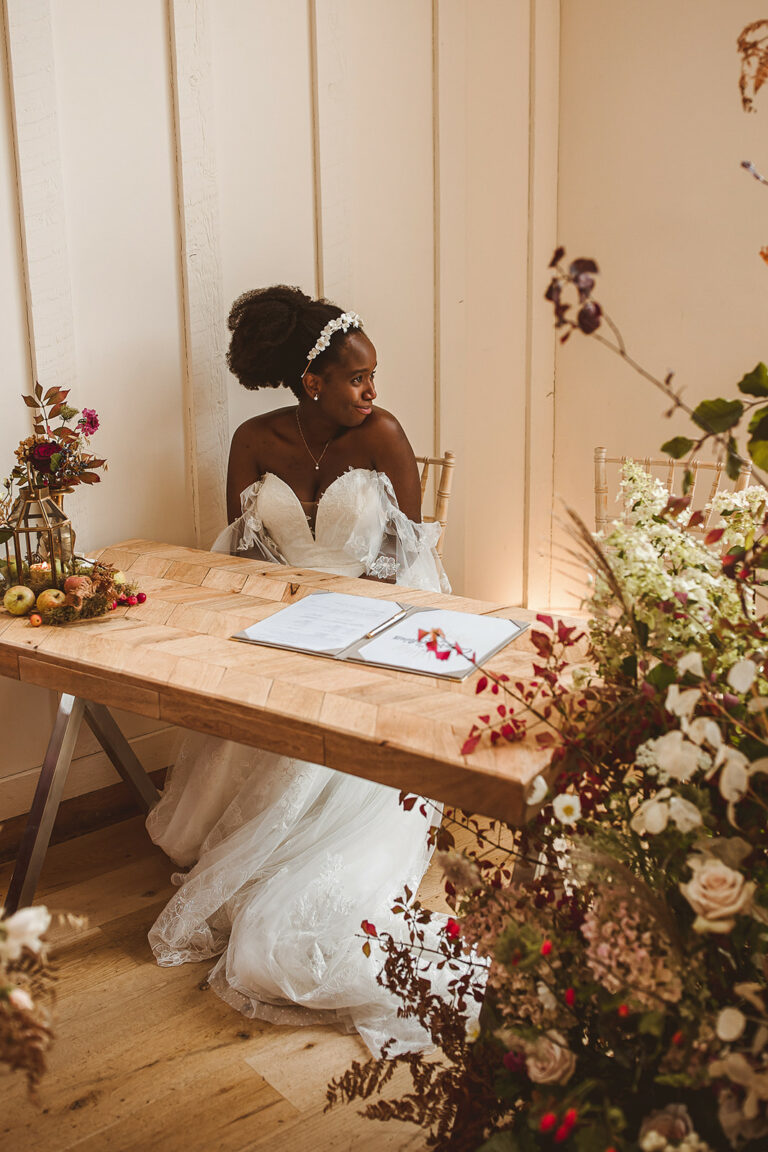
(415, 450), (455, 557)
(593, 447), (753, 535)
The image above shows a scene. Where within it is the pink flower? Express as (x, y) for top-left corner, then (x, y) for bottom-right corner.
(78, 407), (99, 435)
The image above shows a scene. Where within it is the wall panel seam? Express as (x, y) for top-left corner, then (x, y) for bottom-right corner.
(431, 0), (441, 459)
(308, 0), (324, 299)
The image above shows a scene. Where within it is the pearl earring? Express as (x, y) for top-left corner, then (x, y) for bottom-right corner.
(313, 394), (319, 401)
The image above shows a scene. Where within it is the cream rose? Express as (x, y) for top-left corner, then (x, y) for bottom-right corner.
(680, 856), (755, 934)
(526, 1030), (576, 1085)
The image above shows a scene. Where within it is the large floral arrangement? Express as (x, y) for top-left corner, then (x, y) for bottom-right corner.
(327, 35), (768, 1138)
(328, 467), (768, 1151)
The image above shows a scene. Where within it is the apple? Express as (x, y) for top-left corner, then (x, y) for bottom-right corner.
(1, 558), (27, 583)
(3, 585), (36, 616)
(36, 588), (66, 612)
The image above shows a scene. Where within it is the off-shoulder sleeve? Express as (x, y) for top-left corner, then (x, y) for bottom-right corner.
(211, 480), (286, 563)
(342, 472), (451, 594)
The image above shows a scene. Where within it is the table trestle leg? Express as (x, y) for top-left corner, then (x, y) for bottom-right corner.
(83, 702), (160, 811)
(4, 694), (86, 915)
(4, 695), (160, 915)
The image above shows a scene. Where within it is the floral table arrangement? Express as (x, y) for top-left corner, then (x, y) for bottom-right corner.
(0, 385), (144, 625)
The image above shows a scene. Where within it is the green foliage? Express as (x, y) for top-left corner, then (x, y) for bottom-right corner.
(660, 436), (694, 459)
(738, 362), (768, 397)
(691, 397), (744, 434)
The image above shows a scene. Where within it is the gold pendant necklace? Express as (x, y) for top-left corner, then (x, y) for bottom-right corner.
(295, 408), (332, 472)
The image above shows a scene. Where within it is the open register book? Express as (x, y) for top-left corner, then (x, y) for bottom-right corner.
(232, 591), (528, 681)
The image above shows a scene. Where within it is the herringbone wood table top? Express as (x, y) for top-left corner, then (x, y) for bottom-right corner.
(0, 540), (560, 824)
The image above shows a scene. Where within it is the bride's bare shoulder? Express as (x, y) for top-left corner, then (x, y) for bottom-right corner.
(232, 406), (295, 446)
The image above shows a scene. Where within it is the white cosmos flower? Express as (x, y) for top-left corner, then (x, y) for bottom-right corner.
(712, 748), (751, 823)
(686, 716), (722, 749)
(527, 775), (548, 807)
(631, 791), (671, 835)
(649, 730), (701, 782)
(668, 795), (704, 832)
(717, 1006), (747, 1042)
(465, 1017), (481, 1043)
(552, 793), (582, 825)
(666, 685), (701, 719)
(677, 651), (704, 679)
(0, 905), (51, 962)
(630, 789), (702, 836)
(727, 659), (757, 694)
(8, 987), (34, 1012)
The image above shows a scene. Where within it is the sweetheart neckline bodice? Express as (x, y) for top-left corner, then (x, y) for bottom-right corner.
(259, 469), (376, 546)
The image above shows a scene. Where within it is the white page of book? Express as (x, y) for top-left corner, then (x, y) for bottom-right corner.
(355, 608), (521, 675)
(238, 592), (402, 653)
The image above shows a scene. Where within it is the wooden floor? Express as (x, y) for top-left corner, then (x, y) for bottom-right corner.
(0, 816), (449, 1151)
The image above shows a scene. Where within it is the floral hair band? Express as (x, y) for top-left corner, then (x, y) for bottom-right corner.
(301, 312), (363, 378)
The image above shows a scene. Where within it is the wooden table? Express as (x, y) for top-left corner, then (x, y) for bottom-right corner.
(1, 539), (556, 910)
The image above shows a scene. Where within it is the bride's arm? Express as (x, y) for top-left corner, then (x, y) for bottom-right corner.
(226, 421), (263, 522)
(368, 410), (422, 522)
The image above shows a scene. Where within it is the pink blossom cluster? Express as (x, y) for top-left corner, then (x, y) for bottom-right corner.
(581, 896), (682, 1008)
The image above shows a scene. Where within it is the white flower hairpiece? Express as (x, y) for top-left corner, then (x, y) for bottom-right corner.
(301, 311), (363, 377)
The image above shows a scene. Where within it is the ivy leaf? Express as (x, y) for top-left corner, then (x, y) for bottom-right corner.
(738, 362), (768, 397)
(749, 438), (768, 471)
(748, 407), (768, 469)
(646, 663), (677, 691)
(661, 436), (694, 459)
(638, 1010), (666, 1037)
(726, 436), (745, 481)
(692, 398), (744, 434)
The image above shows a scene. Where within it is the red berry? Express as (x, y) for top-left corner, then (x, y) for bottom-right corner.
(563, 1108), (578, 1128)
(618, 1003), (629, 1018)
(541, 939), (552, 956)
(554, 1123), (570, 1143)
(127, 595), (138, 606)
(539, 1112), (557, 1133)
(446, 918), (460, 940)
(108, 601), (117, 611)
(117, 596), (128, 605)
(671, 1030), (684, 1046)
(136, 591), (147, 604)
(564, 987), (575, 1007)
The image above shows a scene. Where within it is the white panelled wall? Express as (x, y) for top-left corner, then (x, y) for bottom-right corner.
(0, 0), (560, 818)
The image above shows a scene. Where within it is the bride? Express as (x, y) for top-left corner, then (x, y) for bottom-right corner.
(146, 286), (452, 1056)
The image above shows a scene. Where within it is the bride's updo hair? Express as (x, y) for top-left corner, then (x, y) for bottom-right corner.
(226, 285), (358, 399)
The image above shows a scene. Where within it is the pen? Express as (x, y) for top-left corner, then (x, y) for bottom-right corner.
(364, 607), (408, 639)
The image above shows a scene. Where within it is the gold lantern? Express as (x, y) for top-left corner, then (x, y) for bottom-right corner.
(1, 476), (76, 593)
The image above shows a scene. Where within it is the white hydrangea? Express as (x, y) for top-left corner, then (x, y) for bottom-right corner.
(589, 462), (755, 678)
(708, 484), (768, 552)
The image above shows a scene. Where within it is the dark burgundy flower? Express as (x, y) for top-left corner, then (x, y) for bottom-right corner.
(30, 441), (60, 473)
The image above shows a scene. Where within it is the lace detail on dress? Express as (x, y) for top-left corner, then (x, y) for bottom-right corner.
(367, 554), (398, 581)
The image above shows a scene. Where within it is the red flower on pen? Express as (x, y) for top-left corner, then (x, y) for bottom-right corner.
(445, 918), (460, 939)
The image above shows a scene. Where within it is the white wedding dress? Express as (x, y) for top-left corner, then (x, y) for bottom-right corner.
(146, 468), (452, 1056)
